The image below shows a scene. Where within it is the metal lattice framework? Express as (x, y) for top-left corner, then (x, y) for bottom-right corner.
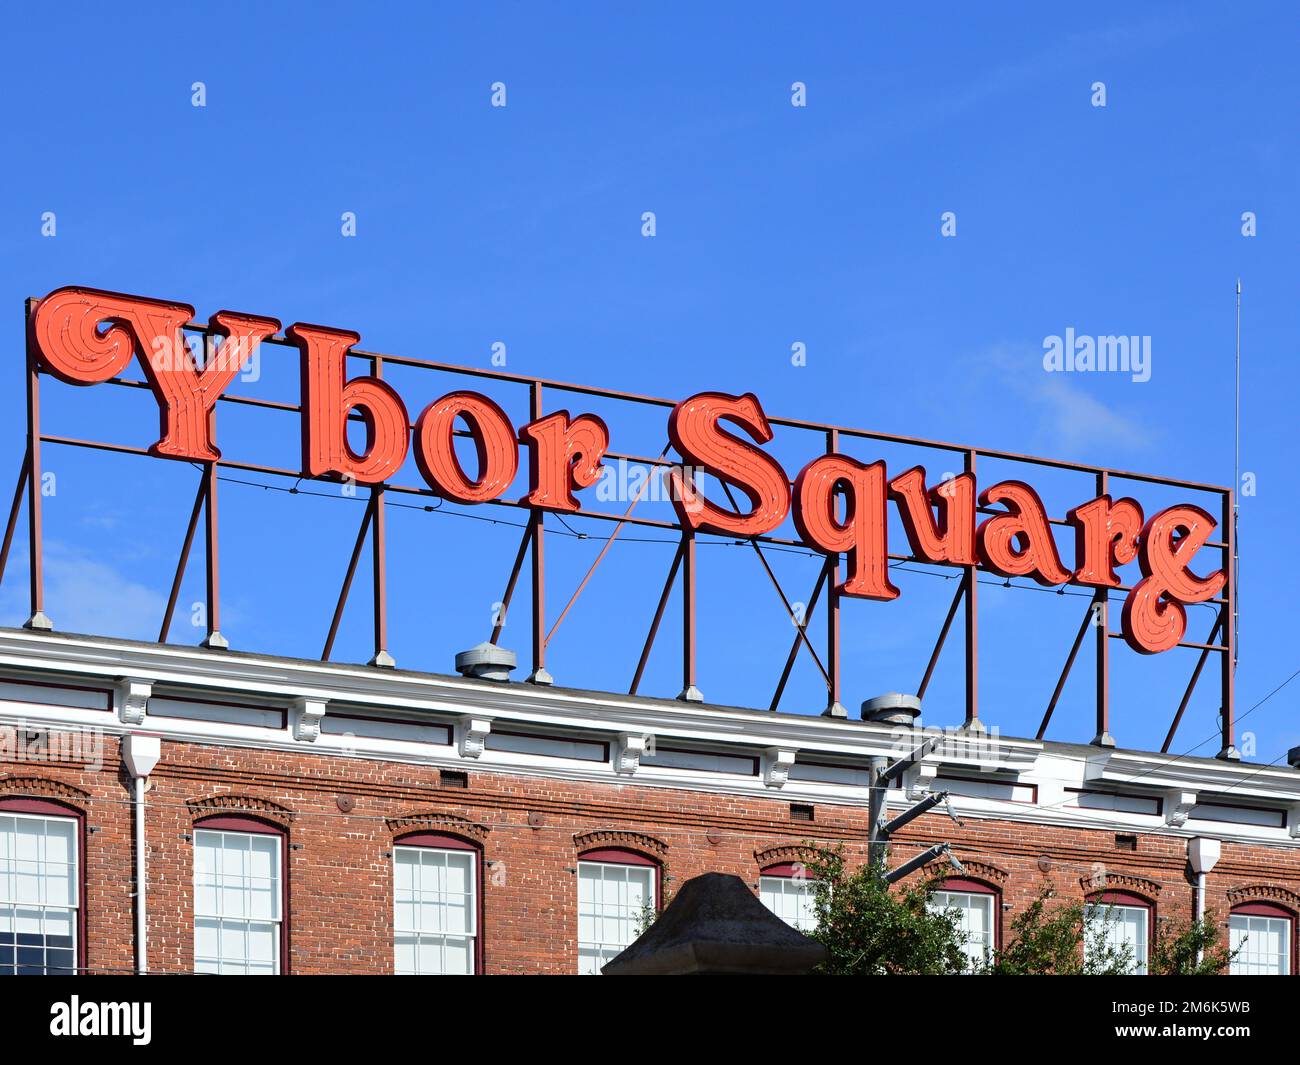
(0, 297), (1237, 756)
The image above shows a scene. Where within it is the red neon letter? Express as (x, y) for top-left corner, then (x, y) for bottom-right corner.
(31, 286), (176, 384)
(1067, 494), (1143, 588)
(888, 466), (976, 566)
(518, 411), (609, 512)
(414, 391), (518, 504)
(976, 480), (1072, 585)
(143, 311), (280, 461)
(793, 456), (899, 600)
(290, 323), (410, 484)
(666, 392), (789, 537)
(1121, 505), (1225, 654)
(31, 286), (278, 462)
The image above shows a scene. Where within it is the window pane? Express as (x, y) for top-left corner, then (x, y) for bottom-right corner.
(247, 922), (276, 964)
(192, 830), (282, 975)
(1084, 903), (1147, 974)
(576, 861), (656, 974)
(394, 934), (417, 975)
(195, 917), (220, 967)
(219, 920), (246, 964)
(1230, 914), (1291, 975)
(760, 875), (820, 933)
(441, 935), (472, 975)
(392, 847), (477, 974)
(249, 836), (275, 879)
(0, 814), (79, 976)
(928, 891), (995, 971)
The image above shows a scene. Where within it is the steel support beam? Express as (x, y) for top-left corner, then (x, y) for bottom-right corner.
(679, 530), (700, 701)
(962, 450), (979, 731)
(159, 475), (209, 643)
(490, 519), (535, 646)
(24, 299), (50, 631)
(1093, 471), (1113, 746)
(1219, 489), (1237, 759)
(1036, 599), (1097, 741)
(368, 356), (394, 667)
(917, 579), (964, 700)
(528, 384), (549, 684)
(546, 444), (670, 648)
(720, 482), (830, 690)
(321, 499), (374, 662)
(769, 563), (828, 712)
(630, 542), (684, 696)
(1163, 611), (1225, 753)
(0, 451), (30, 588)
(824, 429), (843, 716)
(199, 460), (225, 648)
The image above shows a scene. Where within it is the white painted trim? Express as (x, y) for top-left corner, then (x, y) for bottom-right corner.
(0, 628), (1298, 849)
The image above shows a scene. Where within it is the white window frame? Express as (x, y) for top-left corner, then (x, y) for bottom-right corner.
(392, 844), (478, 975)
(577, 858), (657, 975)
(759, 871), (820, 932)
(1084, 901), (1149, 974)
(0, 810), (79, 975)
(193, 827), (283, 975)
(929, 888), (996, 971)
(1229, 911), (1292, 976)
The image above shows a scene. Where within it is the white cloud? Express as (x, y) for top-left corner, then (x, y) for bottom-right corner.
(1030, 374), (1152, 453)
(974, 342), (1154, 459)
(1, 541), (166, 641)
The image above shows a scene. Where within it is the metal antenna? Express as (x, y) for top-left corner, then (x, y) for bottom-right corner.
(1234, 279), (1241, 669)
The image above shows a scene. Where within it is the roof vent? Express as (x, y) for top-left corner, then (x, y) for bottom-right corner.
(454, 642), (517, 682)
(860, 692), (922, 727)
(1287, 745), (1300, 770)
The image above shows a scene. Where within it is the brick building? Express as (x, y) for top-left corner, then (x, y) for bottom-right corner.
(1, 626), (1298, 976)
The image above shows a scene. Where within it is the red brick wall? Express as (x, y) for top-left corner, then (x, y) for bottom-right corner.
(4, 734), (1300, 974)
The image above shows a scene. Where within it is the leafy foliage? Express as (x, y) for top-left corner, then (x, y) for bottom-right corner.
(987, 888), (1237, 975)
(1150, 912), (1236, 975)
(803, 866), (1239, 976)
(804, 848), (970, 975)
(987, 890), (1134, 974)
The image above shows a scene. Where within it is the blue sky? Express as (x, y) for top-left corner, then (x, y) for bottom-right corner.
(0, 3), (1296, 762)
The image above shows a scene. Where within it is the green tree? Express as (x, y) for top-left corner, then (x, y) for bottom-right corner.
(804, 847), (970, 975)
(1150, 913), (1236, 975)
(988, 889), (1238, 975)
(987, 889), (1135, 974)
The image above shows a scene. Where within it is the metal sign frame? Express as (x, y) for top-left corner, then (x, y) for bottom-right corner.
(0, 295), (1236, 757)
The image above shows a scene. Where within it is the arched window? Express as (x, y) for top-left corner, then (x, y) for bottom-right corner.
(1084, 890), (1152, 974)
(759, 862), (819, 932)
(1229, 901), (1294, 976)
(393, 832), (481, 975)
(193, 814), (286, 975)
(576, 847), (659, 975)
(927, 877), (998, 971)
(0, 797), (83, 975)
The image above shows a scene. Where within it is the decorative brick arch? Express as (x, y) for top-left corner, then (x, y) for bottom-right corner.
(573, 829), (666, 859)
(754, 843), (830, 869)
(1078, 871), (1162, 899)
(924, 858), (1008, 886)
(386, 811), (490, 843)
(0, 776), (91, 803)
(1227, 884), (1300, 910)
(187, 793), (294, 827)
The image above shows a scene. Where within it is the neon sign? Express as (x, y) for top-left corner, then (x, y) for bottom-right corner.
(29, 285), (1225, 658)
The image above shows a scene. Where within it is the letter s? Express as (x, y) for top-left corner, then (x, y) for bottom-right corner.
(665, 391), (789, 537)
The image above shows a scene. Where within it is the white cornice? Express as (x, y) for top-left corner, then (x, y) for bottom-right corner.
(0, 627), (1298, 849)
(0, 628), (1040, 765)
(1085, 748), (1300, 804)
